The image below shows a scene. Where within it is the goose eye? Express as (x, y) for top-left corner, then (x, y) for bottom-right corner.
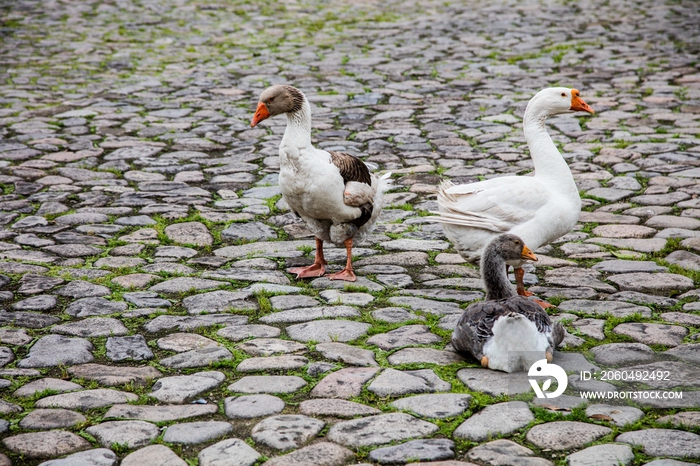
(268, 97), (275, 103)
(514, 240), (520, 245)
(561, 92), (566, 97)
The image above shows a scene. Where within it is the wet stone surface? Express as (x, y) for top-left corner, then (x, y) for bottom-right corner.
(1, 0), (699, 464)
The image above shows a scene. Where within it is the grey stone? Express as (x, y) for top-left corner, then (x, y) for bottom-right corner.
(157, 332), (219, 352)
(35, 389), (138, 410)
(590, 343), (657, 366)
(148, 277), (224, 296)
(457, 368), (533, 396)
(251, 414), (325, 450)
(86, 420), (159, 448)
(65, 297), (128, 317)
(2, 430), (91, 459)
(467, 439), (552, 466)
(12, 294), (57, 311)
(607, 272), (694, 294)
(237, 338), (307, 356)
(388, 347), (465, 365)
(55, 280), (110, 298)
(454, 401), (533, 441)
(104, 404), (217, 422)
(18, 335), (94, 368)
(262, 442), (354, 466)
(163, 421), (233, 444)
(567, 444), (634, 466)
(368, 368), (450, 396)
(327, 413), (438, 447)
(614, 322), (687, 346)
(154, 245), (198, 258)
(656, 411), (700, 428)
(372, 307), (425, 323)
(585, 404), (644, 426)
(228, 375), (307, 394)
(609, 291), (678, 307)
(182, 290), (254, 314)
(0, 328), (32, 345)
(52, 318), (128, 337)
(0, 310), (60, 329)
(592, 260), (667, 273)
(121, 445), (187, 466)
(665, 343), (700, 364)
(367, 325), (442, 350)
(390, 393), (471, 419)
(68, 363), (162, 386)
(316, 342), (377, 366)
(300, 398), (380, 417)
(260, 305), (360, 324)
(571, 318), (606, 340)
(221, 221), (277, 241)
(526, 421), (611, 450)
(17, 274), (64, 294)
(225, 394), (285, 419)
(150, 371), (225, 403)
(388, 296), (461, 314)
(369, 439), (455, 464)
(160, 346), (233, 368)
(237, 355), (308, 372)
(665, 249), (700, 271)
(19, 408), (87, 430)
(286, 319), (370, 342)
(217, 324), (280, 341)
(106, 335), (153, 361)
(616, 429), (700, 458)
(36, 448), (117, 466)
(557, 299), (651, 317)
(311, 367), (379, 399)
(198, 439), (260, 466)
(14, 378), (83, 398)
(144, 314), (247, 332)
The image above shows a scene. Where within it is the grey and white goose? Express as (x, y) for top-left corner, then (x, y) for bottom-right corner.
(452, 234), (565, 373)
(250, 84), (390, 282)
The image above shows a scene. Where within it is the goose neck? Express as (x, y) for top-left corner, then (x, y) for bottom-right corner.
(481, 249), (517, 301)
(523, 104), (575, 185)
(282, 99), (312, 149)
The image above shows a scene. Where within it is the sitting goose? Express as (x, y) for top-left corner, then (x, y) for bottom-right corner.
(250, 85), (390, 281)
(452, 234), (565, 373)
(431, 88), (594, 297)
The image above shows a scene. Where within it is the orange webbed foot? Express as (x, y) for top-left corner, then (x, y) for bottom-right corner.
(289, 263), (326, 279)
(327, 269), (357, 282)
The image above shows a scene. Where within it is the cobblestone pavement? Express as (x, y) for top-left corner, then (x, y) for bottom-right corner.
(0, 0), (700, 464)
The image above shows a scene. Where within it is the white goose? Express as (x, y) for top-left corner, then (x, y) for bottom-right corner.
(250, 85), (390, 282)
(432, 88), (594, 297)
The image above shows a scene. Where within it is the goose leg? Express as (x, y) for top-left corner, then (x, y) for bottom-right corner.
(328, 238), (356, 281)
(289, 237), (327, 278)
(514, 267), (534, 297)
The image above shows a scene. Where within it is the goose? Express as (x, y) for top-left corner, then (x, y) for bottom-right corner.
(250, 84), (390, 282)
(452, 234), (565, 373)
(431, 88), (594, 297)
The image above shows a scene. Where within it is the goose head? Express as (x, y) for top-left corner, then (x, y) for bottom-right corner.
(529, 87), (594, 117)
(250, 85), (306, 127)
(486, 234), (538, 265)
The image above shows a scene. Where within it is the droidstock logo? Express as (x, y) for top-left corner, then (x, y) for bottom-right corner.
(528, 359), (568, 399)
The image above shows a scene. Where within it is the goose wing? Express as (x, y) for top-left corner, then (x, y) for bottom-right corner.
(452, 296), (557, 359)
(432, 178), (552, 232)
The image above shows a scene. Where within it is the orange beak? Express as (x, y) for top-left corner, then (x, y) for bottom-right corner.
(570, 89), (594, 114)
(250, 102), (270, 127)
(521, 245), (538, 261)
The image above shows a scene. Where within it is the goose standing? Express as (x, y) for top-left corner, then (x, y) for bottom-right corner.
(432, 88), (594, 296)
(250, 85), (390, 281)
(452, 234), (565, 373)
